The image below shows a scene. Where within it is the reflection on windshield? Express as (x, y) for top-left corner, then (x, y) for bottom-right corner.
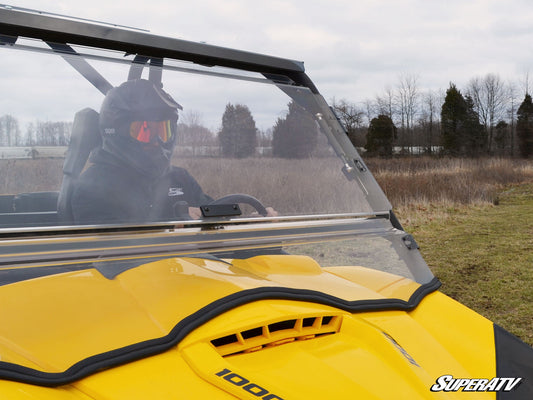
(0, 40), (374, 229)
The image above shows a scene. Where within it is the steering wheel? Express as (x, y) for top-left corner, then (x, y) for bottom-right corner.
(208, 194), (268, 216)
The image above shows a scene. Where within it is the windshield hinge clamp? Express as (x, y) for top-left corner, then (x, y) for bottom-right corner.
(402, 234), (419, 250)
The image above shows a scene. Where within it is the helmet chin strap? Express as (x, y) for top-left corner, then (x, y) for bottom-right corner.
(103, 135), (173, 179)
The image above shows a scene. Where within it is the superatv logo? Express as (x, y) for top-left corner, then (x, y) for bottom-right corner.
(430, 375), (522, 392)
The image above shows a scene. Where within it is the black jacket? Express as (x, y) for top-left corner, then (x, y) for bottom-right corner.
(71, 149), (212, 224)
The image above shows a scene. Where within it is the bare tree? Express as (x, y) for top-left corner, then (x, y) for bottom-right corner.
(362, 99), (375, 127)
(177, 110), (215, 155)
(506, 81), (519, 156)
(375, 85), (395, 121)
(331, 98), (365, 147)
(467, 73), (507, 154)
(418, 89), (442, 154)
(485, 74), (507, 153)
(0, 115), (21, 146)
(30, 120), (71, 146)
(521, 70), (530, 98)
(396, 73), (419, 152)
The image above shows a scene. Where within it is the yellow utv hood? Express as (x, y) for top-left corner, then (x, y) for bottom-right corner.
(0, 255), (512, 398)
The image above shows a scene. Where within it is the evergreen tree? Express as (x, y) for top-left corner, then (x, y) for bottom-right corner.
(441, 84), (467, 155)
(494, 120), (509, 154)
(272, 101), (317, 158)
(440, 84), (486, 156)
(463, 95), (487, 156)
(218, 103), (257, 158)
(365, 114), (397, 157)
(517, 93), (533, 158)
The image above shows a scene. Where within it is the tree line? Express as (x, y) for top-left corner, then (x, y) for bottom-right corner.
(3, 72), (532, 159)
(332, 72), (533, 158)
(217, 101), (319, 158)
(0, 115), (72, 147)
(0, 101), (322, 159)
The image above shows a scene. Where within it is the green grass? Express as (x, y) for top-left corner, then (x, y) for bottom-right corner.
(399, 183), (533, 345)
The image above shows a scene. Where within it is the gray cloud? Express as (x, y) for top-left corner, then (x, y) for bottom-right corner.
(10, 0), (533, 103)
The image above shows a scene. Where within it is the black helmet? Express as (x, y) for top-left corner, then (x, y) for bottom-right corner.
(99, 79), (182, 178)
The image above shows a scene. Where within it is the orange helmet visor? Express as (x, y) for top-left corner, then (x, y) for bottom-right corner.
(129, 120), (173, 143)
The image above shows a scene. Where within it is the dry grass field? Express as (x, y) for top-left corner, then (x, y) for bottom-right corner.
(0, 159), (64, 193)
(171, 156), (373, 214)
(3, 156), (531, 211)
(367, 156), (533, 208)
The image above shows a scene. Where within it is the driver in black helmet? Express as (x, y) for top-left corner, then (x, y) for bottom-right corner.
(71, 79), (214, 224)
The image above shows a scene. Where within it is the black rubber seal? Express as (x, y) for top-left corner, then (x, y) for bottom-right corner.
(0, 277), (441, 387)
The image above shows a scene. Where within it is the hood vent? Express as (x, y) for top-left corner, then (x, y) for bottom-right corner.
(210, 315), (342, 356)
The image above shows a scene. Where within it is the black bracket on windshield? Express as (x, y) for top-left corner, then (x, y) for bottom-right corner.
(200, 204), (242, 218)
(402, 234), (419, 250)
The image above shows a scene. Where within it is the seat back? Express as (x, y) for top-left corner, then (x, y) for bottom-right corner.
(56, 108), (101, 223)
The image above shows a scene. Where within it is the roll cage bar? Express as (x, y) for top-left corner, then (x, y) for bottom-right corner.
(0, 4), (317, 92)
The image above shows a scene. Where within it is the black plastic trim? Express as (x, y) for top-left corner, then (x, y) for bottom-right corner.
(389, 210), (404, 231)
(0, 277), (441, 386)
(494, 324), (533, 399)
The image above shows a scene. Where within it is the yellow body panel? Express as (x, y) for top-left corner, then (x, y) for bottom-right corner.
(0, 255), (498, 399)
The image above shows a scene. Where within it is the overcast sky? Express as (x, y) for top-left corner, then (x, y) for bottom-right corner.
(7, 0), (533, 105)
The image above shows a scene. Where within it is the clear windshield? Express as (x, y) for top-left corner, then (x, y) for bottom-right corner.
(0, 33), (436, 287)
(0, 38), (387, 228)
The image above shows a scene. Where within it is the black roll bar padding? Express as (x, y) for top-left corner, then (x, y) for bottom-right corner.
(127, 54), (163, 86)
(127, 54), (150, 81)
(148, 57), (163, 86)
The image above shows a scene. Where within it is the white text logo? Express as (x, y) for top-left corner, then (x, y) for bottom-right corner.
(430, 375), (522, 392)
(168, 187), (184, 196)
